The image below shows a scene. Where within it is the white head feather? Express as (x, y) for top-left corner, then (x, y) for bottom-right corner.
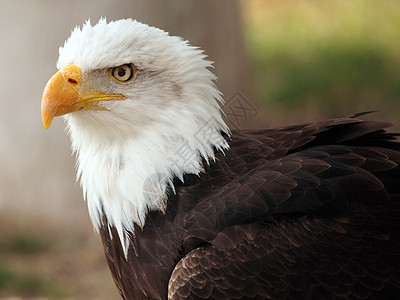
(57, 18), (229, 253)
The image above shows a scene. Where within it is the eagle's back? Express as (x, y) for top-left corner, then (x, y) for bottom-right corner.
(100, 115), (400, 300)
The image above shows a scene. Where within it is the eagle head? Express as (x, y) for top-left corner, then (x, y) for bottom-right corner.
(42, 18), (228, 141)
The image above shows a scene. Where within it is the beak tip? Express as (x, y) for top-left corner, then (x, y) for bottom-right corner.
(42, 117), (52, 129)
(41, 111), (53, 129)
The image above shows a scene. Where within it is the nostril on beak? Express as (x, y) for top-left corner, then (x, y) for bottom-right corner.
(68, 78), (78, 85)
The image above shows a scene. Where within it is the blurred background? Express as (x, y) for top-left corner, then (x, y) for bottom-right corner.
(0, 0), (399, 299)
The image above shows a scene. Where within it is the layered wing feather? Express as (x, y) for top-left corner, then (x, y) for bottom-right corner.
(169, 116), (400, 299)
(100, 115), (400, 300)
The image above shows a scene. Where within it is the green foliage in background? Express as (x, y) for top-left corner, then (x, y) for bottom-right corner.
(0, 264), (36, 294)
(0, 232), (51, 254)
(0, 263), (65, 298)
(0, 230), (66, 298)
(244, 0), (400, 116)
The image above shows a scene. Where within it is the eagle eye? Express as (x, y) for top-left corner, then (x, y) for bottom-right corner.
(111, 64), (135, 83)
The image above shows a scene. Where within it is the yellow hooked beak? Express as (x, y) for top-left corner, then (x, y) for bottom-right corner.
(41, 64), (126, 129)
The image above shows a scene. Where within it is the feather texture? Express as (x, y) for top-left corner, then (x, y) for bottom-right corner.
(98, 116), (400, 299)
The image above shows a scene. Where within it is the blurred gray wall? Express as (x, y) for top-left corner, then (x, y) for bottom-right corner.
(0, 1), (249, 230)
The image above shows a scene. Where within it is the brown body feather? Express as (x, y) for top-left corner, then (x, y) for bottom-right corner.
(100, 115), (400, 299)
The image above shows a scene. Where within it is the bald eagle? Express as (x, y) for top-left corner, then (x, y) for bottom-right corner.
(41, 19), (400, 300)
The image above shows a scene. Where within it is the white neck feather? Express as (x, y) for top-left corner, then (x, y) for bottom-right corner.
(66, 107), (228, 253)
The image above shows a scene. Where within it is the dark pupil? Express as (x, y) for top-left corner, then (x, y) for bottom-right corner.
(117, 68), (126, 77)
